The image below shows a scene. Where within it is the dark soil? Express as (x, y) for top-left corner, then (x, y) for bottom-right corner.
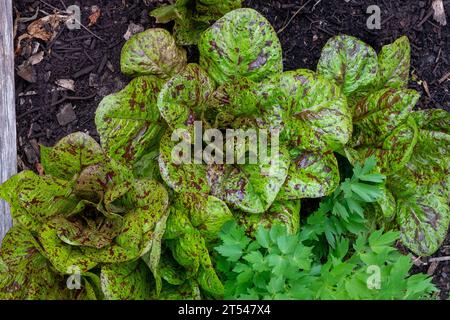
(13, 0), (450, 299)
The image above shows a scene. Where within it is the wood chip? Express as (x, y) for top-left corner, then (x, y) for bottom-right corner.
(88, 5), (101, 27)
(55, 79), (75, 91)
(17, 62), (36, 83)
(422, 80), (431, 98)
(123, 22), (144, 40)
(432, 0), (447, 26)
(427, 261), (439, 275)
(27, 51), (44, 65)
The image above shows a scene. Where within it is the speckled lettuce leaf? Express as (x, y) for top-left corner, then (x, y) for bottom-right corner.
(208, 146), (290, 214)
(385, 110), (449, 256)
(0, 225), (73, 299)
(237, 199), (301, 235)
(88, 179), (168, 263)
(175, 193), (234, 244)
(174, 18), (209, 46)
(411, 109), (450, 134)
(169, 231), (224, 297)
(158, 252), (187, 286)
(278, 150), (340, 200)
(317, 35), (378, 97)
(165, 208), (224, 297)
(52, 214), (123, 250)
(158, 280), (202, 300)
(377, 36), (411, 89)
(120, 28), (187, 78)
(100, 259), (153, 300)
(349, 116), (418, 175)
(199, 8), (283, 85)
(96, 76), (166, 166)
(40, 132), (105, 180)
(159, 129), (210, 194)
(196, 0), (243, 18)
(209, 77), (258, 121)
(257, 69), (352, 151)
(0, 170), (80, 232)
(372, 186), (396, 222)
(38, 221), (98, 274)
(396, 185), (449, 257)
(142, 210), (169, 296)
(150, 0), (242, 46)
(158, 64), (215, 129)
(351, 88), (420, 146)
(150, 1), (189, 24)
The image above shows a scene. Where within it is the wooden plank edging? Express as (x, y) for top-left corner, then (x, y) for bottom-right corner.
(0, 0), (17, 243)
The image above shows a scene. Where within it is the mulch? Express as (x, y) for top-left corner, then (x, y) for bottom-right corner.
(12, 0), (450, 299)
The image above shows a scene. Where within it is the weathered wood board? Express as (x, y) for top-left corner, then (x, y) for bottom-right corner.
(0, 0), (16, 243)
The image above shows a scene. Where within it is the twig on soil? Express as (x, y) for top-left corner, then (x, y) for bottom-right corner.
(411, 255), (426, 267)
(417, 9), (434, 28)
(422, 80), (431, 98)
(438, 71), (450, 84)
(277, 0), (314, 34)
(429, 256), (450, 263)
(312, 0), (322, 11)
(50, 93), (96, 107)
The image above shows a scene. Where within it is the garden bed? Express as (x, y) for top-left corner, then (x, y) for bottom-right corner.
(9, 0), (450, 299)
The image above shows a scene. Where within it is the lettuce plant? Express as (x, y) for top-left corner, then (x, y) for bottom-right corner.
(316, 35), (450, 256)
(0, 133), (170, 299)
(150, 0), (242, 45)
(0, 6), (448, 300)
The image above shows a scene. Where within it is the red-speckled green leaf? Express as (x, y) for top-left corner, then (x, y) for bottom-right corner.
(0, 226), (73, 299)
(40, 132), (105, 180)
(158, 64), (215, 129)
(396, 185), (449, 257)
(349, 116), (418, 175)
(199, 8), (282, 85)
(317, 35), (378, 97)
(0, 170), (80, 232)
(208, 147), (290, 214)
(158, 129), (211, 194)
(100, 259), (153, 300)
(236, 199), (301, 235)
(196, 0), (243, 18)
(52, 213), (123, 249)
(95, 76), (166, 166)
(377, 36), (411, 89)
(120, 28), (187, 78)
(278, 150), (340, 200)
(72, 180), (169, 265)
(351, 88), (420, 146)
(142, 210), (169, 296)
(209, 77), (259, 121)
(175, 193), (234, 244)
(257, 69), (352, 151)
(382, 110), (449, 256)
(38, 221), (98, 274)
(150, 0), (242, 46)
